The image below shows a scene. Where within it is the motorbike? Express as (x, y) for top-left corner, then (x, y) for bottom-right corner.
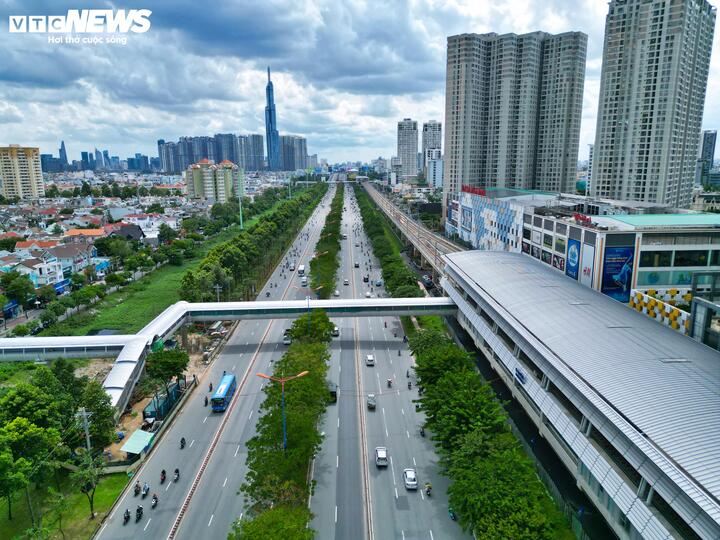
(123, 509), (130, 525)
(386, 379), (392, 388)
(408, 381), (412, 390)
(204, 396), (208, 407)
(180, 437), (186, 449)
(425, 485), (432, 497)
(141, 483), (149, 499)
(174, 469), (180, 482)
(135, 507), (143, 522)
(420, 427), (425, 437)
(449, 508), (457, 521)
(266, 291), (270, 297)
(151, 495), (158, 509)
(160, 470), (166, 484)
(133, 482), (140, 496)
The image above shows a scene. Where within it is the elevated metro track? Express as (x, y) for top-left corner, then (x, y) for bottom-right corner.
(0, 297), (456, 414)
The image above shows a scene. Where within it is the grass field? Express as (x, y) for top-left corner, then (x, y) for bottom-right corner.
(0, 472), (129, 540)
(40, 197), (295, 337)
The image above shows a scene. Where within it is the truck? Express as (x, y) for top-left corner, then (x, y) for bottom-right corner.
(297, 264), (305, 276)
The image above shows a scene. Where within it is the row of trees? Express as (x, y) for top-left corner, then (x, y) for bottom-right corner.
(180, 184), (327, 302)
(410, 330), (569, 539)
(0, 358), (116, 526)
(230, 310), (334, 539)
(352, 185), (425, 299)
(309, 184), (344, 299)
(44, 182), (180, 200)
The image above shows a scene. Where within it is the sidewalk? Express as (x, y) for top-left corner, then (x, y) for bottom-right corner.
(0, 308), (42, 337)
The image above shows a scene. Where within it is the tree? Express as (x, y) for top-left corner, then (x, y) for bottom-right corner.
(0, 447), (30, 520)
(70, 272), (87, 289)
(59, 208), (74, 216)
(39, 311), (57, 327)
(0, 418), (61, 526)
(12, 324), (29, 337)
(158, 223), (178, 244)
(0, 382), (63, 430)
(52, 358), (87, 408)
(51, 224), (63, 236)
(2, 272), (35, 306)
(146, 202), (164, 214)
(0, 237), (19, 252)
(288, 310), (335, 344)
(81, 381), (116, 449)
(37, 285), (57, 305)
(44, 185), (60, 198)
(229, 505), (313, 540)
(70, 453), (105, 519)
(393, 284), (424, 298)
(145, 349), (189, 382)
(80, 181), (92, 197)
(48, 487), (70, 540)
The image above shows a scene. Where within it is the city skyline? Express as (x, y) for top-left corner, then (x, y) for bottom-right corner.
(0, 1), (719, 163)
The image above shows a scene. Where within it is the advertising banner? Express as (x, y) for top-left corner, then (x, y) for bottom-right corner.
(601, 246), (633, 301)
(531, 245), (541, 259)
(541, 250), (552, 265)
(566, 238), (580, 280)
(531, 230), (542, 245)
(552, 255), (565, 271)
(461, 206), (472, 231)
(521, 241), (530, 254)
(580, 243), (595, 288)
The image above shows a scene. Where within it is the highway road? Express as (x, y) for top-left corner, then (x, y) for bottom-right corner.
(96, 185), (337, 540)
(310, 186), (468, 539)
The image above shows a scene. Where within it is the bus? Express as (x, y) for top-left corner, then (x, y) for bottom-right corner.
(297, 264), (305, 276)
(211, 373), (237, 412)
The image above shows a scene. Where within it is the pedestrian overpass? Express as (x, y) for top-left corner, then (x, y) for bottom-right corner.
(0, 297), (456, 414)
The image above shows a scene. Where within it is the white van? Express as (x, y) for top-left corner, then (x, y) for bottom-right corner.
(375, 447), (388, 467)
(301, 276), (308, 286)
(365, 354), (375, 366)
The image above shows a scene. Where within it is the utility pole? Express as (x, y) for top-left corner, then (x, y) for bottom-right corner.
(213, 284), (223, 303)
(76, 407), (92, 452)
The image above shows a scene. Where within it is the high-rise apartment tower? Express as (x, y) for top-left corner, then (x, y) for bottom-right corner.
(592, 0), (716, 207)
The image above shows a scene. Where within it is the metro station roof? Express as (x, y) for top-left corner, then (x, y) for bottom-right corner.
(444, 251), (720, 513)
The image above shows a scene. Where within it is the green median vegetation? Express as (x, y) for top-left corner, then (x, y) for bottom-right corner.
(230, 310), (335, 539)
(310, 183), (343, 299)
(410, 330), (572, 540)
(181, 183), (327, 302)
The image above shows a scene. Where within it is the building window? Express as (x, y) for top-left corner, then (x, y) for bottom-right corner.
(673, 250), (709, 267)
(639, 250), (672, 267)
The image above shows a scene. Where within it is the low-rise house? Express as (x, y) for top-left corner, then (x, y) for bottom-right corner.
(63, 228), (107, 243)
(12, 256), (64, 288)
(44, 243), (96, 277)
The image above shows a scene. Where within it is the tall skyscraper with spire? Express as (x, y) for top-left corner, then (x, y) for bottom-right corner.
(265, 67), (280, 171)
(58, 140), (68, 167)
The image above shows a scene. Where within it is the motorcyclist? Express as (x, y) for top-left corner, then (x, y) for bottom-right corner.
(134, 480), (140, 495)
(408, 381), (412, 390)
(136, 505), (143, 519)
(425, 482), (432, 495)
(174, 468), (180, 481)
(204, 396), (208, 406)
(180, 437), (186, 449)
(151, 493), (158, 507)
(208, 382), (213, 392)
(142, 481), (149, 494)
(387, 378), (392, 388)
(124, 508), (130, 522)
(161, 469), (166, 482)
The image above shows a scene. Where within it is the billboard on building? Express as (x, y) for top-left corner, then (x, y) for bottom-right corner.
(531, 245), (541, 259)
(522, 241), (530, 254)
(531, 230), (542, 245)
(541, 250), (552, 265)
(580, 243), (595, 288)
(600, 246), (633, 301)
(461, 206), (472, 231)
(552, 255), (565, 271)
(566, 238), (580, 280)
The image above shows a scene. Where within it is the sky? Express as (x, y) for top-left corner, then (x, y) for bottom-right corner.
(1, 0), (719, 164)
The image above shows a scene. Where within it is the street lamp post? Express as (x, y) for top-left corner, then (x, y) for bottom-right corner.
(256, 370), (310, 452)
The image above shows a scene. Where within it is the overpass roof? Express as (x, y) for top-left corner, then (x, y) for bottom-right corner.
(444, 251), (720, 517)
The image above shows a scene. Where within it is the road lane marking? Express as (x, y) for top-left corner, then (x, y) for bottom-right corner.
(231, 365), (235, 370)
(402, 531), (405, 540)
(208, 514), (214, 527)
(413, 457), (416, 466)
(395, 487), (398, 499)
(166, 483), (171, 491)
(334, 505), (338, 523)
(406, 430), (410, 438)
(401, 408), (404, 416)
(248, 410), (253, 420)
(223, 477), (227, 487)
(337, 418), (340, 428)
(390, 457), (396, 485)
(144, 518), (151, 531)
(203, 416), (208, 424)
(420, 489), (424, 501)
(429, 531), (434, 540)
(336, 455), (339, 468)
(234, 445), (240, 457)
(189, 439), (195, 448)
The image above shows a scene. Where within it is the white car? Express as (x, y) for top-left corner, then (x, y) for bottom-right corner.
(343, 279), (349, 285)
(365, 291), (371, 298)
(403, 468), (418, 490)
(375, 446), (388, 467)
(334, 290), (340, 297)
(365, 354), (375, 366)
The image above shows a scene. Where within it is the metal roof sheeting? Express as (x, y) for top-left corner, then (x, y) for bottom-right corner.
(444, 251), (720, 517)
